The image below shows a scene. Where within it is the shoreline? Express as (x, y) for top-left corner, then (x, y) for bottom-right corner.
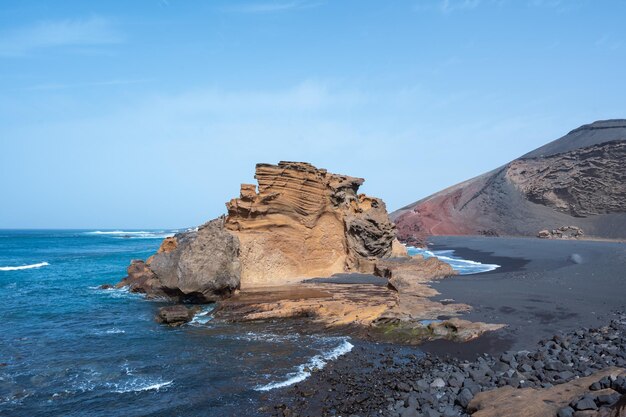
(426, 236), (626, 353)
(263, 236), (626, 416)
(266, 311), (626, 417)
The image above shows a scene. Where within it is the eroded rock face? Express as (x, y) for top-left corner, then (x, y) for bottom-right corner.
(392, 120), (626, 244)
(225, 161), (404, 287)
(507, 141), (626, 218)
(117, 161), (405, 299)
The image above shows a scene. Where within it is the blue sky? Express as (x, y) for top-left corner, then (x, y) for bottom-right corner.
(1, 0), (625, 228)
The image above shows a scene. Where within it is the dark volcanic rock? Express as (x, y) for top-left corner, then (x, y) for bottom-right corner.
(266, 312), (626, 417)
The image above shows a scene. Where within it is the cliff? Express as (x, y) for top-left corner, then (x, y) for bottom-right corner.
(393, 120), (626, 245)
(118, 161), (407, 301)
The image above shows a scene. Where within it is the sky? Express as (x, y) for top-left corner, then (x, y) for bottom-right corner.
(1, 0), (625, 229)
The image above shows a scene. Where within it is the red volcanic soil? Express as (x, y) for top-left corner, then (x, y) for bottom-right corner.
(392, 120), (626, 245)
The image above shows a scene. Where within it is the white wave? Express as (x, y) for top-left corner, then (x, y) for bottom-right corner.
(255, 338), (354, 391)
(85, 230), (174, 239)
(112, 379), (173, 393)
(229, 331), (301, 344)
(0, 262), (49, 271)
(407, 247), (499, 275)
(106, 328), (126, 334)
(93, 286), (144, 300)
(189, 306), (215, 325)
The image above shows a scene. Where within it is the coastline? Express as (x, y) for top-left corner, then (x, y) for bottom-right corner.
(426, 236), (626, 353)
(263, 236), (626, 417)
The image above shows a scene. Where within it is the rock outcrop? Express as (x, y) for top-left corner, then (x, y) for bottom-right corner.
(537, 226), (585, 239)
(117, 218), (241, 302)
(225, 161), (402, 287)
(117, 161), (406, 301)
(393, 120), (626, 244)
(113, 161), (505, 344)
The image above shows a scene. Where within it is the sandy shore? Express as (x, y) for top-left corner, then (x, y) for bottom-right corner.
(422, 236), (626, 356)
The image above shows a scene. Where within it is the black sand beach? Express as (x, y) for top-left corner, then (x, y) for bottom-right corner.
(425, 236), (626, 355)
(266, 236), (626, 417)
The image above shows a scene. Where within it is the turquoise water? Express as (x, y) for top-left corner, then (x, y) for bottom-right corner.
(0, 230), (352, 417)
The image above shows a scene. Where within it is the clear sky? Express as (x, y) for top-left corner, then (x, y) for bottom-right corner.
(1, 0), (625, 229)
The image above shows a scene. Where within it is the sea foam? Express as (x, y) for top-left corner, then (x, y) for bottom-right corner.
(407, 247), (499, 275)
(86, 231), (175, 239)
(0, 262), (49, 271)
(111, 379), (173, 394)
(255, 338), (354, 391)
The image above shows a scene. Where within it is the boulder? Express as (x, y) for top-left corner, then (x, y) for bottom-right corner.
(148, 217), (241, 302)
(155, 305), (198, 326)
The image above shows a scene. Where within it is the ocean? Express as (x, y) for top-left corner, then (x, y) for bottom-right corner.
(0, 230), (353, 417)
(0, 230), (498, 417)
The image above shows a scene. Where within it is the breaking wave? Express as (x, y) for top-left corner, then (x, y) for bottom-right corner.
(85, 231), (175, 239)
(189, 306), (215, 326)
(0, 262), (49, 271)
(255, 338), (354, 391)
(407, 247), (499, 274)
(111, 379), (173, 394)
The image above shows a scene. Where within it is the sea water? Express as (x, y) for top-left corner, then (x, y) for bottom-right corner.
(0, 230), (352, 417)
(0, 231), (498, 416)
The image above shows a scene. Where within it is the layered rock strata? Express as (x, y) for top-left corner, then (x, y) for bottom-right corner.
(117, 161), (406, 301)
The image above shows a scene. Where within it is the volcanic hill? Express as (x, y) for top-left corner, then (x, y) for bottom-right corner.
(392, 119), (626, 245)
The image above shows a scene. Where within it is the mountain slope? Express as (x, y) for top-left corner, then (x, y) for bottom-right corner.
(392, 120), (626, 245)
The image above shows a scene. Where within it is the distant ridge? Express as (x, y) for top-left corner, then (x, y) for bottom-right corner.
(522, 119), (626, 159)
(393, 119), (626, 245)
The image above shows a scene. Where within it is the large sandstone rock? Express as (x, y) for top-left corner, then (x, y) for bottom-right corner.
(225, 161), (404, 287)
(117, 161), (406, 299)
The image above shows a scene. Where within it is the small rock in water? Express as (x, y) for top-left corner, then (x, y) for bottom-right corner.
(155, 305), (197, 326)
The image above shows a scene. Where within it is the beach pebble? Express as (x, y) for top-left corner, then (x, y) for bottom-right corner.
(557, 406), (575, 417)
(430, 378), (446, 389)
(268, 311), (626, 417)
(571, 396), (598, 411)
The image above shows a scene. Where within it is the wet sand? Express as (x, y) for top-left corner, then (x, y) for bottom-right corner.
(422, 236), (626, 356)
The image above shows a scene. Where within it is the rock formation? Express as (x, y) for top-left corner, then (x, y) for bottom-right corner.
(225, 161), (402, 287)
(112, 161), (506, 344)
(393, 120), (626, 245)
(117, 161), (407, 301)
(537, 226), (585, 239)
